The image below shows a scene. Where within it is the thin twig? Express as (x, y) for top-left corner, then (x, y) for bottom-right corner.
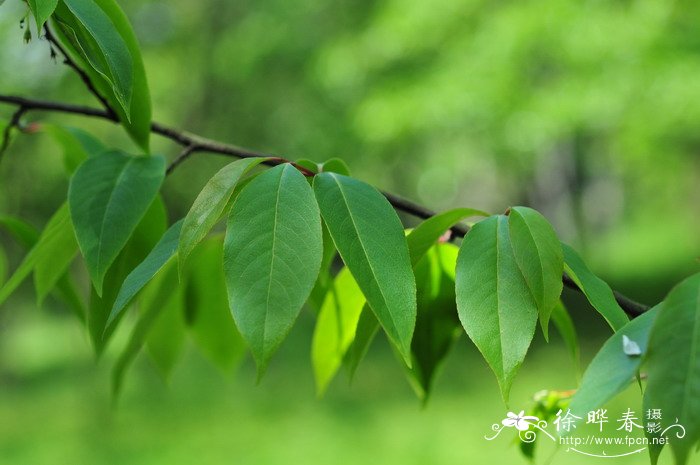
(0, 93), (652, 316)
(0, 106), (27, 160)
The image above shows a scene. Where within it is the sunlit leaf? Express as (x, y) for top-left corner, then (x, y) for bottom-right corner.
(28, 0), (59, 31)
(224, 164), (322, 374)
(69, 150), (165, 295)
(455, 215), (538, 402)
(314, 172), (416, 364)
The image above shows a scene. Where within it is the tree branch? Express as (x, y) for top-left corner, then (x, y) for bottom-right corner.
(0, 93), (651, 317)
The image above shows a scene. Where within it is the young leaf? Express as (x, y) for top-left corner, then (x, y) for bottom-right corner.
(562, 243), (629, 331)
(33, 203), (79, 304)
(343, 305), (380, 379)
(185, 237), (246, 372)
(507, 206), (563, 340)
(43, 124), (105, 174)
(644, 273), (700, 465)
(28, 0), (59, 31)
(455, 215), (538, 402)
(224, 164), (322, 374)
(178, 158), (266, 274)
(406, 207), (488, 267)
(550, 301), (580, 376)
(312, 267), (366, 395)
(313, 172), (417, 364)
(319, 158), (351, 175)
(69, 150), (165, 296)
(107, 220), (183, 331)
(51, 0), (151, 150)
(566, 305), (660, 425)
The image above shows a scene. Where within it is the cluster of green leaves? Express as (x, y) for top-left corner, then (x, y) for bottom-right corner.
(2, 3), (700, 465)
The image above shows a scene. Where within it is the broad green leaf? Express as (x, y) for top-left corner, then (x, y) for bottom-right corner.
(107, 220), (183, 331)
(562, 243), (629, 331)
(508, 206), (563, 340)
(43, 124), (105, 174)
(185, 237), (246, 372)
(343, 304), (379, 380)
(61, 0), (133, 112)
(406, 207), (488, 267)
(566, 305), (659, 425)
(33, 203), (79, 304)
(644, 273), (700, 464)
(146, 266), (186, 380)
(179, 158), (266, 274)
(455, 215), (538, 402)
(112, 261), (178, 396)
(319, 158), (351, 175)
(313, 172), (417, 364)
(550, 301), (580, 376)
(69, 150), (165, 295)
(28, 0), (59, 31)
(312, 267), (366, 394)
(52, 0), (151, 150)
(89, 197), (166, 353)
(224, 164), (322, 374)
(0, 205), (74, 306)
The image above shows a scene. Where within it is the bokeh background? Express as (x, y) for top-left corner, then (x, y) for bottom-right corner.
(0, 0), (699, 463)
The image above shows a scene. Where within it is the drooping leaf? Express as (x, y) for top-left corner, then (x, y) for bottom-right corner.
(307, 221), (337, 313)
(28, 0), (59, 31)
(343, 304), (379, 380)
(33, 203), (79, 304)
(566, 305), (660, 426)
(224, 164), (322, 374)
(178, 158), (266, 274)
(51, 0), (151, 150)
(562, 243), (629, 331)
(406, 207), (488, 267)
(312, 267), (366, 395)
(89, 197), (167, 353)
(146, 265), (186, 380)
(507, 206), (563, 340)
(112, 261), (178, 397)
(0, 215), (39, 248)
(455, 215), (538, 402)
(644, 273), (700, 464)
(313, 172), (417, 364)
(0, 205), (74, 306)
(107, 219), (183, 331)
(69, 150), (165, 295)
(550, 301), (580, 376)
(184, 237), (246, 372)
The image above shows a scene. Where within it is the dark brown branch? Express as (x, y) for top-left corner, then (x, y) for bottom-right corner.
(0, 93), (651, 317)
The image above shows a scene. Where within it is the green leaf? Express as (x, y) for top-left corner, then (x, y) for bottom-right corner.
(43, 124), (105, 174)
(507, 206), (563, 340)
(307, 221), (337, 313)
(112, 261), (178, 397)
(455, 215), (538, 402)
(313, 172), (417, 364)
(319, 158), (351, 175)
(184, 237), (246, 372)
(61, 0), (133, 112)
(0, 246), (7, 285)
(107, 220), (183, 331)
(146, 268), (186, 380)
(343, 304), (379, 380)
(33, 203), (79, 305)
(89, 197), (167, 353)
(0, 215), (39, 248)
(550, 301), (580, 376)
(644, 273), (700, 464)
(562, 243), (629, 331)
(28, 0), (59, 31)
(406, 207), (488, 267)
(52, 0), (151, 150)
(566, 305), (660, 425)
(0, 205), (74, 306)
(179, 158), (266, 274)
(69, 150), (165, 295)
(312, 267), (366, 395)
(224, 164), (322, 374)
